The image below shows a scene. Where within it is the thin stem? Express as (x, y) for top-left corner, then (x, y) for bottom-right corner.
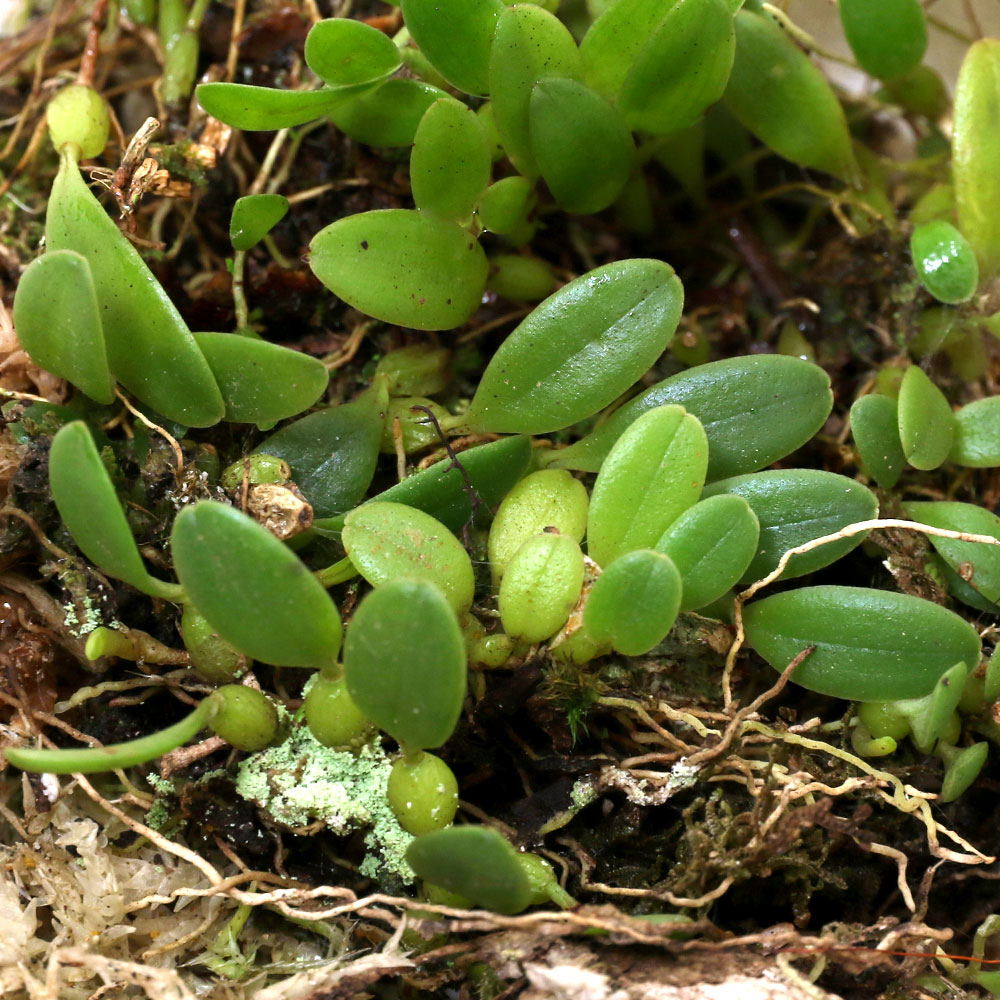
(314, 556), (359, 588)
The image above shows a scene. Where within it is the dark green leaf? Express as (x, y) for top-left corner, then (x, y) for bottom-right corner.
(850, 394), (905, 487)
(839, 0), (927, 81)
(230, 194), (289, 252)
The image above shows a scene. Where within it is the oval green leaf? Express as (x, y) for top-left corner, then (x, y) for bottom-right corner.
(476, 176), (537, 236)
(342, 501), (475, 613)
(400, 0), (505, 96)
(12, 249), (114, 404)
(547, 354), (832, 479)
(839, 0), (927, 82)
(897, 366), (954, 471)
(411, 98), (492, 222)
(406, 826), (533, 914)
(910, 220), (979, 305)
(49, 422), (182, 600)
(529, 77), (633, 214)
(463, 259), (683, 434)
(255, 379), (387, 518)
(723, 9), (857, 183)
(588, 405), (707, 567)
(328, 78), (449, 147)
(488, 4), (582, 176)
(949, 396), (1000, 468)
(193, 332), (328, 425)
(584, 549), (681, 655)
(196, 83), (358, 130)
(655, 494), (759, 611)
(310, 209), (487, 330)
(743, 585), (981, 701)
(304, 18), (402, 88)
(230, 194), (289, 252)
(46, 150), (223, 426)
(344, 579), (465, 751)
(850, 393), (905, 488)
(171, 501), (342, 669)
(702, 469), (878, 583)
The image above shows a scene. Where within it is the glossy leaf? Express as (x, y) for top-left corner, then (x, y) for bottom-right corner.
(953, 39), (1000, 282)
(489, 4), (582, 176)
(904, 501), (1000, 604)
(406, 826), (533, 914)
(547, 355), (832, 479)
(850, 394), (905, 488)
(255, 380), (387, 518)
(328, 78), (449, 147)
(314, 435), (532, 535)
(193, 332), (328, 425)
(498, 533), (584, 642)
(171, 502), (342, 669)
(724, 9), (857, 183)
(655, 494), (759, 611)
(949, 396), (1000, 468)
(344, 579), (465, 751)
(743, 586), (982, 701)
(196, 83), (357, 130)
(230, 194), (289, 252)
(475, 176), (536, 236)
(12, 250), (114, 404)
(703, 470), (878, 582)
(304, 18), (402, 87)
(588, 405), (707, 567)
(342, 502), (475, 613)
(49, 422), (182, 601)
(463, 259), (683, 434)
(618, 0), (735, 136)
(910, 220), (979, 304)
(583, 549), (681, 655)
(310, 209), (487, 330)
(399, 0), (505, 96)
(839, 0), (926, 81)
(897, 366), (954, 470)
(528, 77), (633, 213)
(411, 99), (492, 222)
(46, 149), (223, 426)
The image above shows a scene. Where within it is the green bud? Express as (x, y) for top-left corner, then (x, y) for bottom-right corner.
(181, 604), (249, 684)
(304, 672), (372, 749)
(220, 454), (291, 490)
(387, 752), (459, 835)
(47, 84), (110, 158)
(209, 685), (279, 751)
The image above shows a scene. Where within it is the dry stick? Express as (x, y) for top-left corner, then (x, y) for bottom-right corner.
(76, 0), (108, 87)
(723, 518), (1000, 709)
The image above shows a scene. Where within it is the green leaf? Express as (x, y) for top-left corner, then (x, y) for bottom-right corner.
(12, 250), (114, 404)
(894, 661), (966, 753)
(314, 435), (532, 536)
(463, 259), (683, 434)
(304, 18), (402, 87)
(546, 355), (832, 479)
(655, 494), (759, 611)
(171, 502), (342, 669)
(49, 422), (183, 601)
(723, 9), (857, 183)
(940, 741), (989, 803)
(487, 254), (555, 301)
(196, 83), (359, 130)
(344, 579), (465, 751)
(193, 332), (328, 426)
(954, 40), (1000, 282)
(583, 549), (681, 655)
(406, 826), (533, 914)
(897, 366), (954, 470)
(411, 99), (492, 222)
(342, 501), (475, 613)
(910, 220), (979, 304)
(618, 0), (735, 136)
(838, 0), (926, 82)
(230, 194), (289, 252)
(949, 396), (1000, 468)
(328, 78), (449, 147)
(488, 4), (582, 176)
(588, 405), (707, 567)
(528, 77), (633, 213)
(400, 0), (505, 96)
(46, 150), (223, 427)
(255, 379), (387, 518)
(498, 533), (584, 642)
(309, 209), (487, 330)
(475, 176), (537, 236)
(849, 394), (905, 488)
(702, 470), (878, 583)
(743, 586), (981, 701)
(903, 501), (1000, 603)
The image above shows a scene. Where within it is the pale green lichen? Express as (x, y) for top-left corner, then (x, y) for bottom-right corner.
(570, 777), (598, 811)
(236, 724), (415, 882)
